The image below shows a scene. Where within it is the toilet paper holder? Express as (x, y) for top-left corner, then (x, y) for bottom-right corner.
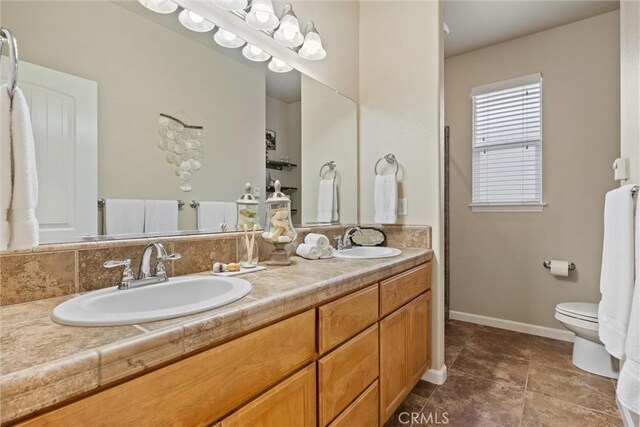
(543, 260), (576, 271)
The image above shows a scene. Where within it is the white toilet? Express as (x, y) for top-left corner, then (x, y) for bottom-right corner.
(554, 302), (619, 379)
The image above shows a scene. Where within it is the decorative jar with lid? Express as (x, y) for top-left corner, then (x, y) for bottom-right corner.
(261, 180), (297, 265)
(236, 183), (260, 231)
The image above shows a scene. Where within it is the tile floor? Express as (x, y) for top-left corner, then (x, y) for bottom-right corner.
(385, 320), (622, 427)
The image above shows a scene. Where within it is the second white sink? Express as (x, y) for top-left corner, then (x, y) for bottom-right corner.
(51, 276), (252, 326)
(334, 246), (402, 259)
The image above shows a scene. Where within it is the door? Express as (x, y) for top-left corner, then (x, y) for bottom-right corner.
(1, 58), (97, 243)
(379, 306), (409, 424)
(221, 364), (316, 427)
(408, 292), (431, 384)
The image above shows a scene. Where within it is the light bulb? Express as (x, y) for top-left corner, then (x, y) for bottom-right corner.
(222, 30), (235, 41)
(242, 44), (271, 62)
(188, 11), (204, 23)
(256, 11), (270, 23)
(138, 0), (178, 14)
(250, 45), (263, 55)
(274, 59), (285, 67)
(283, 27), (295, 40)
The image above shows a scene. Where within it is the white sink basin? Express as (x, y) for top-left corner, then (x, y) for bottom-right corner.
(334, 246), (402, 259)
(51, 276), (252, 326)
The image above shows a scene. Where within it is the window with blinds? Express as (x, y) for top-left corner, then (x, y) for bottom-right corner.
(471, 73), (543, 210)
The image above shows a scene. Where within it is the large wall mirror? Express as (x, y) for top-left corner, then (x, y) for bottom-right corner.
(0, 0), (358, 244)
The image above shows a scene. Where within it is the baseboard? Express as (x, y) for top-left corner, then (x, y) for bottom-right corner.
(449, 310), (574, 342)
(422, 364), (447, 385)
(617, 397), (640, 427)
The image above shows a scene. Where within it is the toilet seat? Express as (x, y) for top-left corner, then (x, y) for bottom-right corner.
(555, 302), (598, 323)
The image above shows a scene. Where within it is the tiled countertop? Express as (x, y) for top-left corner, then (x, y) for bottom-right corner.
(0, 249), (432, 423)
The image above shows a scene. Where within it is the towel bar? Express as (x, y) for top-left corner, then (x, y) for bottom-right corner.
(98, 198), (185, 209)
(543, 260), (576, 271)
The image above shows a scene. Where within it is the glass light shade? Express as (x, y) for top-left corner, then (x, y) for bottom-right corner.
(212, 0), (248, 11)
(242, 44), (271, 62)
(268, 58), (293, 73)
(274, 7), (303, 48)
(178, 9), (215, 32)
(214, 28), (245, 48)
(245, 0), (279, 30)
(298, 24), (326, 60)
(138, 0), (178, 14)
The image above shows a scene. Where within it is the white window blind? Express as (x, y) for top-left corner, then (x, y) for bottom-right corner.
(471, 73), (543, 208)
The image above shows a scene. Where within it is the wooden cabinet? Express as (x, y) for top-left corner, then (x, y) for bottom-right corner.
(328, 381), (379, 427)
(317, 284), (379, 354)
(379, 291), (431, 425)
(380, 263), (431, 317)
(221, 364), (316, 427)
(20, 310), (315, 427)
(318, 325), (379, 426)
(19, 261), (433, 427)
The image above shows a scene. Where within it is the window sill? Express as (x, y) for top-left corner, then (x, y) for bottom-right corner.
(469, 203), (547, 213)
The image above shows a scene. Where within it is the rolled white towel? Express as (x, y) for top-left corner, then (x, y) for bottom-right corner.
(320, 246), (334, 259)
(296, 243), (321, 260)
(305, 233), (330, 249)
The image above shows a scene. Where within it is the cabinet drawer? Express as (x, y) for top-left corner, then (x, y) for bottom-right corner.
(318, 324), (379, 426)
(380, 263), (431, 317)
(318, 284), (379, 354)
(20, 310), (316, 427)
(328, 380), (379, 427)
(221, 364), (316, 427)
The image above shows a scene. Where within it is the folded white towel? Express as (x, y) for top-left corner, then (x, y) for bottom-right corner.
(598, 185), (636, 359)
(296, 243), (321, 260)
(616, 194), (640, 414)
(374, 174), (397, 224)
(320, 245), (334, 259)
(0, 85), (11, 250)
(7, 88), (39, 250)
(317, 178), (335, 223)
(197, 202), (227, 231)
(305, 233), (330, 250)
(144, 200), (179, 233)
(223, 202), (238, 230)
(104, 199), (145, 236)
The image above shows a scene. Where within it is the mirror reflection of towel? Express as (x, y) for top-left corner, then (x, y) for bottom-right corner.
(317, 178), (337, 223)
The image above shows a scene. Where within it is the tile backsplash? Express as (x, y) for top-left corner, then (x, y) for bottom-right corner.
(0, 224), (430, 306)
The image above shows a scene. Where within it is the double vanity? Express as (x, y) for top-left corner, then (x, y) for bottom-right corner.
(1, 242), (432, 426)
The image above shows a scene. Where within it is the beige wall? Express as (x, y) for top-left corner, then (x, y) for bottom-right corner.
(277, 0), (359, 102)
(2, 1), (265, 232)
(359, 1), (444, 373)
(301, 76), (358, 224)
(621, 0), (640, 185)
(446, 11), (620, 329)
(266, 96), (301, 222)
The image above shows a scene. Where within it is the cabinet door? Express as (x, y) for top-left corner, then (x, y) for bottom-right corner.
(328, 380), (379, 427)
(221, 364), (316, 427)
(408, 292), (431, 384)
(379, 306), (409, 424)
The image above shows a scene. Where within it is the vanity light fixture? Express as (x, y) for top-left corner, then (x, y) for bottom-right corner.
(273, 4), (303, 48)
(212, 0), (248, 12)
(214, 28), (245, 48)
(298, 21), (326, 61)
(268, 57), (293, 73)
(138, 0), (178, 14)
(242, 43), (271, 62)
(178, 9), (216, 32)
(245, 0), (279, 31)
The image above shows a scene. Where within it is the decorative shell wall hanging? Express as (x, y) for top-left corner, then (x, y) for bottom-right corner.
(157, 113), (204, 192)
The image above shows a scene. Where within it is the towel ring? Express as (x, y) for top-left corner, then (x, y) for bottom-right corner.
(0, 27), (18, 98)
(374, 153), (399, 177)
(319, 161), (337, 178)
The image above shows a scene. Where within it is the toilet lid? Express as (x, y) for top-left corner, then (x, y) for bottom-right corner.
(556, 302), (598, 321)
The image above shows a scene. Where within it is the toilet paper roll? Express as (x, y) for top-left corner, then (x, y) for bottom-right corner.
(550, 260), (570, 277)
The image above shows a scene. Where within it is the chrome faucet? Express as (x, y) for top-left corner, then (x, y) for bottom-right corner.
(104, 242), (181, 290)
(334, 226), (363, 250)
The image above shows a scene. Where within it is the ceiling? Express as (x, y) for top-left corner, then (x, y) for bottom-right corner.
(444, 0), (620, 58)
